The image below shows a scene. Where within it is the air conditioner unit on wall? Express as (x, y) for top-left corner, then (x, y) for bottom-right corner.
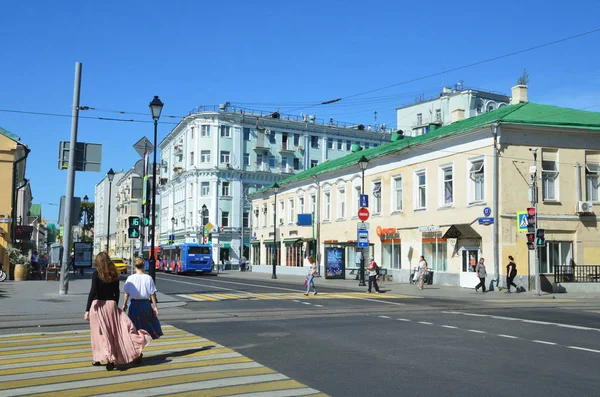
(577, 201), (593, 214)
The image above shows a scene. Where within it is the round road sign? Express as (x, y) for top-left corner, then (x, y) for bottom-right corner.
(358, 207), (370, 221)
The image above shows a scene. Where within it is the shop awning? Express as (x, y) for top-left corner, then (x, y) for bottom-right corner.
(222, 243), (232, 249)
(283, 238), (303, 244)
(443, 224), (481, 239)
(250, 240), (260, 245)
(244, 243), (250, 248)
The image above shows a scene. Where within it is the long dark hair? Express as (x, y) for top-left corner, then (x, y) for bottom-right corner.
(95, 252), (119, 283)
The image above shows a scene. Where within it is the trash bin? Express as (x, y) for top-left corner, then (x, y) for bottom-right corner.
(426, 271), (434, 285)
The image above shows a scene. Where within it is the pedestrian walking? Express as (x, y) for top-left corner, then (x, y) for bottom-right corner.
(505, 255), (518, 293)
(84, 252), (151, 371)
(367, 256), (380, 293)
(475, 258), (487, 293)
(122, 257), (163, 340)
(304, 256), (318, 296)
(417, 256), (428, 290)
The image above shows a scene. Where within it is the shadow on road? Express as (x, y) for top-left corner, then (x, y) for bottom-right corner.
(116, 345), (216, 371)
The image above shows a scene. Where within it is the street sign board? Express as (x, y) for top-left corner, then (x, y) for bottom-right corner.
(58, 141), (102, 172)
(357, 230), (369, 248)
(357, 222), (370, 230)
(133, 137), (154, 158)
(483, 207), (492, 217)
(206, 222), (214, 231)
(358, 207), (369, 221)
(478, 217), (494, 226)
(58, 196), (81, 226)
(360, 194), (369, 208)
(419, 225), (440, 232)
(517, 211), (528, 233)
(297, 213), (312, 226)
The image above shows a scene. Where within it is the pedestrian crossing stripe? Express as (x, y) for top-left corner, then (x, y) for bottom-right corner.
(177, 292), (417, 302)
(0, 325), (327, 397)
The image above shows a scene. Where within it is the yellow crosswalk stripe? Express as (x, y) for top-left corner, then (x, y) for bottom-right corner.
(1, 325), (328, 397)
(179, 291), (416, 302)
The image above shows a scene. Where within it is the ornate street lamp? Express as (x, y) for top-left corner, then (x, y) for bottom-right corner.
(148, 95), (164, 282)
(83, 195), (89, 242)
(272, 183), (280, 279)
(106, 169), (115, 255)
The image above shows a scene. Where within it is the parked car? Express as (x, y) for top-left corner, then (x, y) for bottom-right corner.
(111, 257), (127, 274)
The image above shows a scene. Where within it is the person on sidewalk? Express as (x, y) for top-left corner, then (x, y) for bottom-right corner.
(367, 256), (380, 293)
(304, 256), (318, 296)
(84, 252), (152, 371)
(505, 255), (518, 293)
(122, 257), (163, 340)
(417, 256), (428, 290)
(475, 257), (487, 293)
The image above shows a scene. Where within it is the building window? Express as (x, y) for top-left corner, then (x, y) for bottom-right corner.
(346, 140), (351, 151)
(323, 192), (331, 221)
(353, 185), (361, 215)
(542, 151), (558, 201)
(373, 182), (382, 214)
(269, 156), (276, 168)
(415, 170), (426, 209)
(262, 204), (268, 227)
(288, 199), (295, 224)
(440, 166), (453, 206)
(201, 125), (210, 137)
(311, 136), (319, 149)
(310, 194), (316, 215)
(189, 183), (194, 198)
(422, 240), (448, 271)
(243, 127), (250, 140)
(293, 133), (300, 146)
(311, 160), (319, 168)
(382, 241), (401, 269)
(338, 187), (346, 219)
(281, 157), (288, 171)
(586, 163), (600, 201)
(190, 126), (195, 139)
(221, 211), (230, 227)
(220, 125), (230, 137)
(364, 142), (370, 149)
(540, 241), (573, 274)
(435, 109), (442, 122)
(299, 196), (305, 214)
(189, 151), (194, 166)
(221, 182), (230, 196)
(393, 176), (403, 212)
(256, 154), (263, 165)
(337, 140), (343, 150)
(469, 159), (484, 202)
(201, 182), (210, 196)
(293, 158), (301, 170)
(200, 150), (210, 163)
(220, 151), (230, 164)
(244, 154), (250, 166)
(270, 203), (275, 226)
(327, 139), (333, 149)
(268, 131), (276, 144)
(417, 113), (422, 125)
(243, 212), (249, 228)
(279, 201), (284, 225)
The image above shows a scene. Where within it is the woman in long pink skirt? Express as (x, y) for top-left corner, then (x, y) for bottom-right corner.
(84, 252), (152, 371)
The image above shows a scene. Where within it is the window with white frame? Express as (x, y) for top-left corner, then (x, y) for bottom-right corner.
(288, 199), (295, 224)
(243, 154), (250, 166)
(311, 160), (319, 168)
(440, 165), (453, 206)
(586, 163), (600, 202)
(220, 125), (230, 137)
(539, 241), (572, 274)
(392, 176), (403, 212)
(337, 140), (343, 150)
(323, 192), (331, 221)
(269, 156), (276, 168)
(542, 150), (559, 201)
(299, 196), (305, 214)
(415, 170), (426, 209)
(243, 127), (250, 140)
(201, 125), (210, 137)
(279, 200), (284, 225)
(372, 182), (382, 214)
(338, 187), (346, 219)
(254, 207), (259, 227)
(189, 182), (194, 198)
(262, 204), (268, 227)
(310, 194), (316, 215)
(201, 182), (210, 196)
(190, 126), (195, 139)
(221, 211), (230, 227)
(270, 203), (275, 226)
(200, 150), (210, 163)
(346, 140), (351, 151)
(327, 139), (333, 149)
(353, 185), (361, 215)
(469, 159), (485, 202)
(221, 182), (230, 196)
(220, 151), (230, 164)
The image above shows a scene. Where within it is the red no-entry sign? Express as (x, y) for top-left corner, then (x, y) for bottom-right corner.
(358, 207), (370, 221)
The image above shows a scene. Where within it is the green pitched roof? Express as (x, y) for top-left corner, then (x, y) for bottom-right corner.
(258, 102), (600, 193)
(29, 204), (42, 218)
(0, 125), (20, 141)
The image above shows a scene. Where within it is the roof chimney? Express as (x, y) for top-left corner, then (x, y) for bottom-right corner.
(451, 108), (465, 123)
(511, 85), (528, 105)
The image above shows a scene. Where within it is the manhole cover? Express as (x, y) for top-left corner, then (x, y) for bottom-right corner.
(257, 332), (289, 338)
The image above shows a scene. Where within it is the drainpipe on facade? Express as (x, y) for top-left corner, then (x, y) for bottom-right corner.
(492, 123), (500, 288)
(576, 162), (582, 201)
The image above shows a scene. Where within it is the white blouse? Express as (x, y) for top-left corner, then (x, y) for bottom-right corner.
(124, 273), (157, 300)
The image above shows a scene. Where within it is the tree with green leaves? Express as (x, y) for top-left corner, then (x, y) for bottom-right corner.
(79, 201), (95, 243)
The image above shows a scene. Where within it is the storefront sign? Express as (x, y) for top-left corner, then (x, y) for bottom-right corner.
(376, 226), (396, 237)
(325, 247), (345, 279)
(419, 225), (440, 232)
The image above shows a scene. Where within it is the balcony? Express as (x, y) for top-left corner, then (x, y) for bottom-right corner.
(173, 166), (184, 175)
(254, 163), (270, 172)
(281, 165), (295, 174)
(253, 141), (270, 152)
(279, 143), (295, 153)
(412, 116), (443, 128)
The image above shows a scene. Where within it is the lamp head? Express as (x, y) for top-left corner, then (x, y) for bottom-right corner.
(273, 183), (280, 194)
(107, 168), (115, 182)
(83, 195), (89, 203)
(358, 155), (369, 171)
(149, 95), (164, 120)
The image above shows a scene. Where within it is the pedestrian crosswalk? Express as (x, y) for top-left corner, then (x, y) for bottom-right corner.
(0, 325), (328, 396)
(177, 292), (416, 302)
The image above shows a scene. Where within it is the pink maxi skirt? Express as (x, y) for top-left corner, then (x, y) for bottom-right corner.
(89, 299), (152, 365)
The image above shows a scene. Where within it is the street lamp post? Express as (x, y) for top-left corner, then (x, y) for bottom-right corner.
(83, 195), (89, 242)
(272, 183), (280, 279)
(201, 204), (207, 243)
(149, 95), (164, 282)
(358, 155), (369, 287)
(106, 169), (115, 255)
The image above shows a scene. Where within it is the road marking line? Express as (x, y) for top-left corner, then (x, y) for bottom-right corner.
(462, 313), (486, 317)
(567, 346), (600, 354)
(497, 334), (519, 339)
(446, 312), (600, 332)
(468, 329), (486, 334)
(397, 319), (411, 322)
(484, 299), (577, 303)
(378, 316), (391, 319)
(440, 325), (458, 329)
(314, 305), (324, 307)
(301, 302), (311, 305)
(522, 320), (552, 325)
(532, 340), (557, 346)
(418, 321), (433, 325)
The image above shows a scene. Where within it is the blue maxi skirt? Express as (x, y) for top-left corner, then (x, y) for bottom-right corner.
(128, 299), (163, 340)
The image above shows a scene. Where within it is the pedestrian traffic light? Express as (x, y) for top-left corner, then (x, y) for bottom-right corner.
(527, 207), (536, 233)
(128, 216), (140, 239)
(526, 233), (536, 250)
(536, 229), (545, 247)
(143, 217), (150, 227)
(208, 233), (213, 243)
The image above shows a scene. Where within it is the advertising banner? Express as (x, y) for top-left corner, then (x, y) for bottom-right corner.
(74, 242), (93, 268)
(325, 247), (345, 279)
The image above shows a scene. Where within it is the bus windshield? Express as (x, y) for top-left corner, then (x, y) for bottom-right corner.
(188, 247), (210, 255)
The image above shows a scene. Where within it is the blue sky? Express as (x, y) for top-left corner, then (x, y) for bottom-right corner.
(1, 0), (599, 223)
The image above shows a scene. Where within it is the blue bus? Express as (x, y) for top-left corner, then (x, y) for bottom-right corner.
(142, 246), (162, 271)
(160, 243), (213, 274)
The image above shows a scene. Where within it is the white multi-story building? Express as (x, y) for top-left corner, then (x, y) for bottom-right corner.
(158, 105), (390, 266)
(94, 170), (124, 256)
(396, 82), (510, 137)
(114, 168), (143, 262)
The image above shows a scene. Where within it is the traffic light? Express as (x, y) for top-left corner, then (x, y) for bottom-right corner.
(208, 233), (213, 243)
(526, 233), (536, 250)
(536, 229), (545, 247)
(128, 216), (140, 239)
(143, 217), (150, 227)
(527, 207), (536, 233)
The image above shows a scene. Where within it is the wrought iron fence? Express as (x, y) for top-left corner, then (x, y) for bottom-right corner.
(554, 265), (600, 283)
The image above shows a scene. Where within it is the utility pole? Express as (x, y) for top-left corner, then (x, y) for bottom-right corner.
(60, 62), (82, 295)
(530, 148), (540, 296)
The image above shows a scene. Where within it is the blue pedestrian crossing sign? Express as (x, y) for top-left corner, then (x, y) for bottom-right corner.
(517, 211), (528, 233)
(360, 194), (368, 208)
(357, 229), (369, 248)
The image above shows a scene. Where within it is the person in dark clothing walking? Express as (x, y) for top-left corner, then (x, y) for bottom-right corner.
(367, 256), (381, 293)
(506, 255), (518, 293)
(475, 258), (487, 293)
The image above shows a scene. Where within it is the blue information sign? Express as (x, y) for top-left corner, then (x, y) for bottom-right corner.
(357, 230), (369, 248)
(483, 207), (492, 217)
(360, 194), (369, 208)
(297, 213), (313, 226)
